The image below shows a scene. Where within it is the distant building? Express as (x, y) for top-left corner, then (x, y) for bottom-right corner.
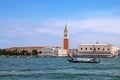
(69, 49), (78, 57)
(5, 46), (44, 53)
(5, 46), (61, 53)
(57, 49), (67, 57)
(77, 43), (119, 58)
(40, 47), (58, 57)
(40, 47), (67, 57)
(118, 50), (120, 58)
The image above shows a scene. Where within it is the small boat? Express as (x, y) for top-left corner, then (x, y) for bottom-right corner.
(68, 58), (100, 63)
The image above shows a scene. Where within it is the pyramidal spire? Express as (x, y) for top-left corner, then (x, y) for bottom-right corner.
(64, 22), (68, 32)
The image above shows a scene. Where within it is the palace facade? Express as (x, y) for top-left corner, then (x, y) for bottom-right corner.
(76, 43), (119, 58)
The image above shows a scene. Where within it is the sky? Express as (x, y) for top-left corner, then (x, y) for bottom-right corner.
(0, 0), (120, 49)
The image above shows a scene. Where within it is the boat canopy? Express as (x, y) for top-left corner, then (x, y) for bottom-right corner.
(76, 58), (93, 61)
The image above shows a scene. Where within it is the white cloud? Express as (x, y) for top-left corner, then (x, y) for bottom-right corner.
(2, 15), (120, 32)
(1, 15), (120, 48)
(68, 17), (120, 34)
(1, 17), (120, 37)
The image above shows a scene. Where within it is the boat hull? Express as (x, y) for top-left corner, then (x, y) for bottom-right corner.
(68, 58), (100, 63)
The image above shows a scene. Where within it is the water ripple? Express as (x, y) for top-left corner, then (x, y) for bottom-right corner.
(0, 58), (120, 80)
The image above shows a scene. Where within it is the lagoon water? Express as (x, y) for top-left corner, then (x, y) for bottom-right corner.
(0, 58), (120, 80)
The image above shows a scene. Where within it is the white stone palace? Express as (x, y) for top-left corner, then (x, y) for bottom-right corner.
(77, 42), (119, 58)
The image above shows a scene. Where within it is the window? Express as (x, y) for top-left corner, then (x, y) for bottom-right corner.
(64, 34), (67, 37)
(94, 48), (96, 51)
(108, 48), (110, 51)
(103, 48), (105, 51)
(90, 48), (92, 50)
(98, 48), (100, 50)
(85, 48), (87, 50)
(75, 49), (78, 52)
(81, 48), (83, 50)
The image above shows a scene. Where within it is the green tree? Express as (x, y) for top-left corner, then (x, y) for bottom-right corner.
(2, 49), (7, 55)
(20, 50), (30, 56)
(31, 49), (38, 55)
(0, 49), (2, 55)
(11, 49), (19, 56)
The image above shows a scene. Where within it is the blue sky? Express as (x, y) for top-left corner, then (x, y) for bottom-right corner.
(0, 0), (120, 48)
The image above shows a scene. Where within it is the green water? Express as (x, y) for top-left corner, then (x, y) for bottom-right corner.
(0, 58), (120, 80)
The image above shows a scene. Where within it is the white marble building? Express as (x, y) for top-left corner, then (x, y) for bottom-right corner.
(77, 43), (119, 57)
(41, 47), (67, 57)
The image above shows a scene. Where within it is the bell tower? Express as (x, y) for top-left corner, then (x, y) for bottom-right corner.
(63, 23), (69, 56)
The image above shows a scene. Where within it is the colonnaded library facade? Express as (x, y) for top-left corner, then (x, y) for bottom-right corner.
(76, 43), (119, 58)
